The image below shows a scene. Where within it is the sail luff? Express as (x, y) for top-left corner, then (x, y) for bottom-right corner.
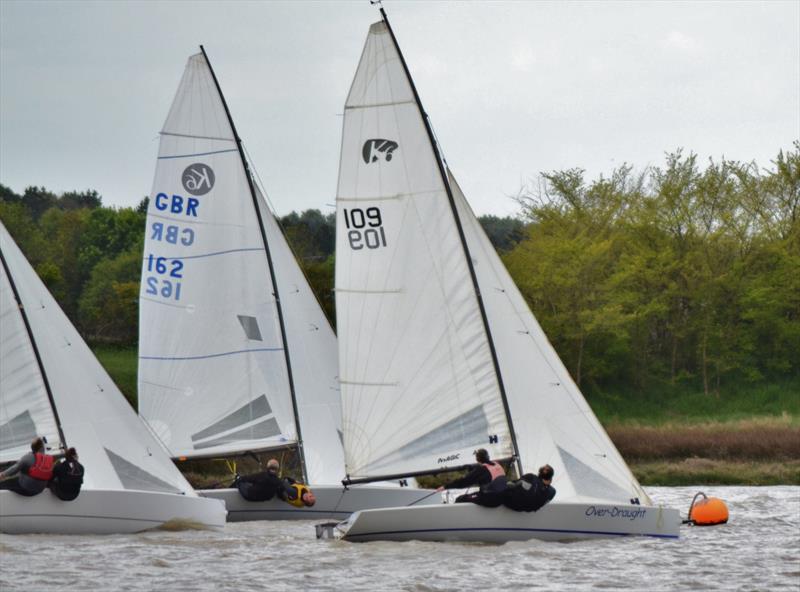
(0, 243), (66, 451)
(377, 8), (523, 477)
(197, 46), (308, 482)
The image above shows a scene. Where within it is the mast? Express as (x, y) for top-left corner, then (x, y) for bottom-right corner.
(378, 9), (523, 478)
(0, 241), (67, 450)
(198, 45), (308, 482)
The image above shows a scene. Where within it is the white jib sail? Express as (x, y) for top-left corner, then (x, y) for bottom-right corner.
(138, 53), (297, 459)
(253, 185), (346, 484)
(336, 22), (514, 481)
(0, 222), (198, 495)
(448, 171), (650, 505)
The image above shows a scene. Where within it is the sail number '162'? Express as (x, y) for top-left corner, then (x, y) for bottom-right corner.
(144, 254), (183, 301)
(343, 207), (387, 250)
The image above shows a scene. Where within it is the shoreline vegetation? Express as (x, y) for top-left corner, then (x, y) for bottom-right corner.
(3, 146), (796, 488)
(93, 345), (799, 486)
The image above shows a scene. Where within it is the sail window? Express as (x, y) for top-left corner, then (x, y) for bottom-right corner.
(104, 448), (181, 494)
(193, 417), (281, 450)
(557, 445), (632, 503)
(237, 315), (263, 342)
(0, 410), (37, 451)
(190, 394), (272, 442)
(365, 405), (489, 473)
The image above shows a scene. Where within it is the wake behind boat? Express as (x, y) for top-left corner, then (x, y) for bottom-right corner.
(324, 10), (680, 543)
(138, 48), (436, 520)
(0, 223), (226, 534)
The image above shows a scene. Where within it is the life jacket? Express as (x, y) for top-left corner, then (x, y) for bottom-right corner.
(483, 462), (505, 482)
(26, 452), (55, 481)
(482, 462), (507, 492)
(286, 483), (312, 508)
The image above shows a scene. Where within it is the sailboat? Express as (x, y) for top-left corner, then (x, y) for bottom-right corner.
(137, 48), (436, 521)
(329, 11), (680, 542)
(0, 222), (226, 534)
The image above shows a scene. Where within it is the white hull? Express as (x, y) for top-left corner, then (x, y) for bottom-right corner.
(336, 501), (681, 543)
(0, 489), (227, 534)
(201, 485), (438, 522)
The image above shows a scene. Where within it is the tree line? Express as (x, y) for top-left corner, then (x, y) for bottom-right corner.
(1, 144), (796, 397)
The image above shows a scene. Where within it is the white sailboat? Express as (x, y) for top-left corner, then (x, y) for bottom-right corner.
(137, 48), (435, 521)
(331, 11), (680, 542)
(0, 222), (226, 534)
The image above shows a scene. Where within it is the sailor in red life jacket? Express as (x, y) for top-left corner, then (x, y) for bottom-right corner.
(436, 448), (508, 507)
(0, 437), (55, 497)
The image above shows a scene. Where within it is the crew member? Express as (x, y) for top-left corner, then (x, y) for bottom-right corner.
(234, 458), (287, 502)
(502, 464), (556, 512)
(0, 437), (55, 497)
(49, 447), (84, 501)
(282, 477), (317, 508)
(436, 448), (507, 506)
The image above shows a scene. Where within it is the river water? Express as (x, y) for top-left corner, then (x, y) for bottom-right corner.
(1, 486), (797, 591)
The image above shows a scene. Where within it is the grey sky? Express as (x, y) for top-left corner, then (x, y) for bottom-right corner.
(1, 1), (798, 217)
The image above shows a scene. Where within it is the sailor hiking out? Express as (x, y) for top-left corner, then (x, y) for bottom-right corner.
(0, 437), (55, 497)
(234, 458), (316, 507)
(502, 464), (556, 512)
(49, 447), (85, 501)
(436, 449), (508, 507)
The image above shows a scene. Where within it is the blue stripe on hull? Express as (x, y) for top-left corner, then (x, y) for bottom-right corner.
(345, 526), (679, 540)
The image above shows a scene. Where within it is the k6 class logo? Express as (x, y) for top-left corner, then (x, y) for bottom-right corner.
(362, 139), (398, 164)
(182, 163), (215, 196)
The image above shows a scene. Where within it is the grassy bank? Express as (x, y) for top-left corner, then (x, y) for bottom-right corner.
(91, 344), (800, 485)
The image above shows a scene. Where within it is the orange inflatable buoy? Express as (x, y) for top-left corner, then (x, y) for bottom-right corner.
(689, 495), (729, 526)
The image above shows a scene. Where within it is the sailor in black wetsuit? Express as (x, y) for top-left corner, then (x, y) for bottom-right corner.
(436, 449), (507, 507)
(502, 464), (556, 512)
(234, 458), (288, 502)
(49, 447), (84, 501)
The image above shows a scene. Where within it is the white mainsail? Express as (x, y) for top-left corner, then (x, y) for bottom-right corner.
(336, 22), (514, 481)
(0, 222), (198, 495)
(138, 51), (344, 484)
(336, 19), (649, 506)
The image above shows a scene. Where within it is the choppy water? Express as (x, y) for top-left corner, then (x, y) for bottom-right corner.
(1, 486), (798, 591)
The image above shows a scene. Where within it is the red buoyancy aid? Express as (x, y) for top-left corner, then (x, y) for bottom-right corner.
(27, 452), (55, 481)
(483, 462), (505, 482)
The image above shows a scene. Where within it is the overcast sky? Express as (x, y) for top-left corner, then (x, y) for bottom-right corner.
(1, 1), (798, 217)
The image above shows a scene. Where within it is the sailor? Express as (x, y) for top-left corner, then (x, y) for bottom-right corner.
(0, 437), (55, 497)
(436, 448), (508, 506)
(233, 458), (288, 502)
(282, 477), (317, 508)
(502, 464), (556, 512)
(49, 447), (85, 501)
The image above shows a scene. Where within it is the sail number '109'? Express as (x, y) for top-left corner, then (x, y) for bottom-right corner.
(343, 207), (387, 250)
(144, 254), (183, 301)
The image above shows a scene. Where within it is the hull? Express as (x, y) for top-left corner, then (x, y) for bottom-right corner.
(337, 501), (681, 543)
(0, 489), (227, 534)
(201, 485), (439, 522)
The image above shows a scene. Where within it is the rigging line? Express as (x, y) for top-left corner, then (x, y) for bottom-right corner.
(199, 45), (308, 484)
(380, 7), (524, 479)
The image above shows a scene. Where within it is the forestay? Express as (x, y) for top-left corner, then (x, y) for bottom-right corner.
(0, 222), (196, 495)
(336, 22), (514, 481)
(448, 173), (649, 505)
(138, 52), (344, 484)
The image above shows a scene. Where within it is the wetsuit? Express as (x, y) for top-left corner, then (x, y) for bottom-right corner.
(49, 458), (85, 501)
(235, 469), (287, 502)
(442, 461), (507, 507)
(0, 452), (51, 497)
(502, 473), (556, 512)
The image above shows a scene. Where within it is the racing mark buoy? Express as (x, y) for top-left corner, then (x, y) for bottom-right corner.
(686, 492), (729, 526)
